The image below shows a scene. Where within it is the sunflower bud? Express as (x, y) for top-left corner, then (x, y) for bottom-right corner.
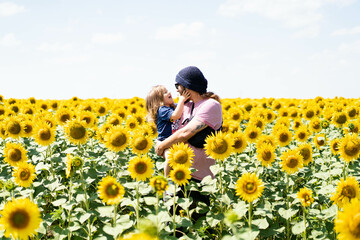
(224, 209), (239, 225)
(4, 179), (16, 191)
(321, 120), (329, 129)
(348, 123), (355, 131)
(71, 156), (84, 169)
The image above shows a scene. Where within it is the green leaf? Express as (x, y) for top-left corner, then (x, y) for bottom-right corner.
(178, 197), (193, 210)
(96, 206), (114, 218)
(321, 204), (337, 220)
(232, 201), (248, 218)
(278, 208), (298, 220)
(144, 196), (157, 205)
(292, 221), (306, 235)
(78, 213), (92, 224)
(252, 218), (269, 229)
(52, 198), (67, 207)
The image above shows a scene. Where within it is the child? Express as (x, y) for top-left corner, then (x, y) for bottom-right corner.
(145, 85), (190, 176)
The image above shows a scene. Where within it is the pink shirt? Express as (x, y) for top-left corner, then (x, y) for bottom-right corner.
(179, 98), (222, 180)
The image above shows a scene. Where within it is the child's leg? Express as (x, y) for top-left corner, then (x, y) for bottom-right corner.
(163, 148), (171, 177)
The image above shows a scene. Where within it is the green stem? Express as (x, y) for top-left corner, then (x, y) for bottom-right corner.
(113, 204), (117, 227)
(218, 160), (224, 236)
(286, 174), (290, 240)
(343, 161), (348, 180)
(156, 192), (159, 236)
(249, 201), (253, 231)
(136, 182), (140, 228)
(303, 206), (307, 240)
(173, 183), (177, 237)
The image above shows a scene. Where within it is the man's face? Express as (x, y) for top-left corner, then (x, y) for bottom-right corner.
(175, 83), (185, 94)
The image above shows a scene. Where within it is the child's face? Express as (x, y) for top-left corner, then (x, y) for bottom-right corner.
(163, 90), (174, 106)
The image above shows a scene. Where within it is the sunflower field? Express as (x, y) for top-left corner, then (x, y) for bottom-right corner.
(0, 95), (360, 240)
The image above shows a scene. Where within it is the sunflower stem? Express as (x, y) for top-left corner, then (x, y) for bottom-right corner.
(286, 174), (290, 240)
(173, 183), (177, 237)
(155, 192), (159, 236)
(113, 203), (117, 227)
(302, 206), (307, 240)
(136, 182), (140, 229)
(343, 161), (347, 180)
(248, 201), (253, 231)
(218, 160), (224, 236)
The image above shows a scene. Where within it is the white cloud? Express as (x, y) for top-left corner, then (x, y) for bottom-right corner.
(54, 55), (90, 64)
(91, 33), (124, 44)
(218, 0), (355, 34)
(38, 42), (73, 52)
(154, 22), (204, 40)
(125, 15), (146, 25)
(0, 33), (21, 47)
(0, 2), (25, 17)
(338, 40), (360, 53)
(331, 26), (360, 36)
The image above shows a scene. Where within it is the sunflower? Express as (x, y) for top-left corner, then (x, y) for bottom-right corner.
(256, 134), (276, 149)
(169, 165), (191, 186)
(95, 103), (108, 116)
(130, 131), (153, 155)
(97, 176), (125, 205)
(3, 142), (28, 167)
(125, 115), (139, 131)
(204, 131), (234, 161)
(249, 116), (266, 130)
(33, 122), (56, 146)
(65, 154), (73, 178)
(55, 108), (74, 126)
(149, 175), (169, 196)
(64, 118), (89, 144)
(274, 127), (292, 147)
(104, 125), (130, 152)
(330, 138), (341, 156)
(320, 119), (330, 129)
(297, 187), (314, 207)
(294, 126), (310, 143)
(256, 143), (276, 167)
(303, 107), (316, 120)
(309, 117), (322, 133)
(167, 142), (194, 168)
(0, 198), (42, 240)
(292, 119), (303, 130)
(345, 121), (360, 134)
(339, 134), (360, 163)
(313, 134), (327, 149)
(330, 177), (360, 208)
(244, 124), (262, 143)
(231, 131), (248, 154)
(280, 149), (304, 174)
(117, 232), (156, 240)
(13, 162), (36, 188)
(128, 155), (154, 181)
(78, 111), (97, 128)
(297, 143), (313, 166)
(264, 109), (276, 123)
(4, 116), (24, 139)
(332, 111), (348, 127)
(22, 118), (34, 138)
(334, 198), (360, 240)
(235, 172), (264, 203)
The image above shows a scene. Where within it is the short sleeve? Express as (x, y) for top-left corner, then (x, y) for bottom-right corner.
(158, 106), (174, 122)
(193, 99), (222, 130)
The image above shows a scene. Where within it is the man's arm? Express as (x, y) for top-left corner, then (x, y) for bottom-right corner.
(155, 117), (207, 156)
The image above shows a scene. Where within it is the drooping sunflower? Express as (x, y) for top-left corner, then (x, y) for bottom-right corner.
(3, 142), (28, 167)
(339, 134), (360, 163)
(167, 142), (194, 168)
(129, 131), (153, 155)
(334, 198), (360, 240)
(0, 198), (42, 240)
(4, 116), (24, 139)
(294, 126), (310, 143)
(169, 165), (192, 186)
(313, 133), (327, 149)
(330, 138), (341, 156)
(235, 172), (264, 203)
(280, 149), (304, 174)
(297, 187), (314, 207)
(297, 143), (313, 166)
(274, 126), (292, 147)
(149, 175), (169, 196)
(64, 118), (89, 144)
(33, 122), (56, 146)
(204, 131), (234, 161)
(104, 125), (130, 152)
(128, 155), (154, 181)
(13, 162), (36, 188)
(97, 176), (125, 205)
(330, 176), (360, 208)
(256, 143), (276, 167)
(244, 124), (262, 143)
(78, 111), (97, 128)
(231, 131), (248, 154)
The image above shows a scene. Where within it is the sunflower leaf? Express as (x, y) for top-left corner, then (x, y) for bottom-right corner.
(278, 208), (298, 220)
(291, 221), (306, 235)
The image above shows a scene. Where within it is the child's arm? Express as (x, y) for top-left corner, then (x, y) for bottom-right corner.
(170, 90), (190, 121)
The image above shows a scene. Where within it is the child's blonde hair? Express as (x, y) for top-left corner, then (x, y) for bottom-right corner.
(145, 85), (168, 123)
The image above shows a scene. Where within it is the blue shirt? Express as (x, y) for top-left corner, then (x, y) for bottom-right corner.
(157, 105), (175, 141)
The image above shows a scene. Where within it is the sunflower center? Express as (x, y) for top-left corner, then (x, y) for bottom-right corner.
(24, 124), (33, 134)
(336, 114), (347, 124)
(300, 148), (310, 161)
(175, 170), (185, 180)
(106, 184), (119, 197)
(286, 157), (299, 168)
(306, 110), (314, 119)
(345, 140), (360, 157)
(9, 149), (22, 162)
(304, 194), (310, 202)
(135, 162), (147, 174)
(249, 131), (258, 139)
(129, 123), (136, 129)
(349, 109), (357, 118)
(262, 150), (272, 161)
(279, 133), (289, 143)
(298, 132), (306, 139)
(7, 121), (21, 134)
(134, 137), (148, 150)
(39, 128), (51, 140)
(110, 119), (120, 126)
(98, 106), (106, 114)
(20, 169), (31, 180)
(60, 114), (70, 123)
(111, 133), (127, 147)
(70, 124), (86, 139)
(317, 138), (325, 146)
(83, 117), (91, 124)
(244, 182), (257, 194)
(233, 139), (243, 149)
(294, 122), (301, 128)
(349, 213), (360, 237)
(232, 113), (240, 120)
(10, 210), (30, 229)
(173, 150), (189, 164)
(256, 121), (263, 129)
(341, 186), (356, 198)
(332, 142), (339, 152)
(313, 122), (320, 130)
(211, 139), (228, 154)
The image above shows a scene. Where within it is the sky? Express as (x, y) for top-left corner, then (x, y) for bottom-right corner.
(1, 0), (360, 100)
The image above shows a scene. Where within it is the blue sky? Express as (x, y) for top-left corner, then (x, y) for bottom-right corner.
(1, 0), (360, 100)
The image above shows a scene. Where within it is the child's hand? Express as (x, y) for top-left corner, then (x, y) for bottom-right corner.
(179, 89), (191, 102)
